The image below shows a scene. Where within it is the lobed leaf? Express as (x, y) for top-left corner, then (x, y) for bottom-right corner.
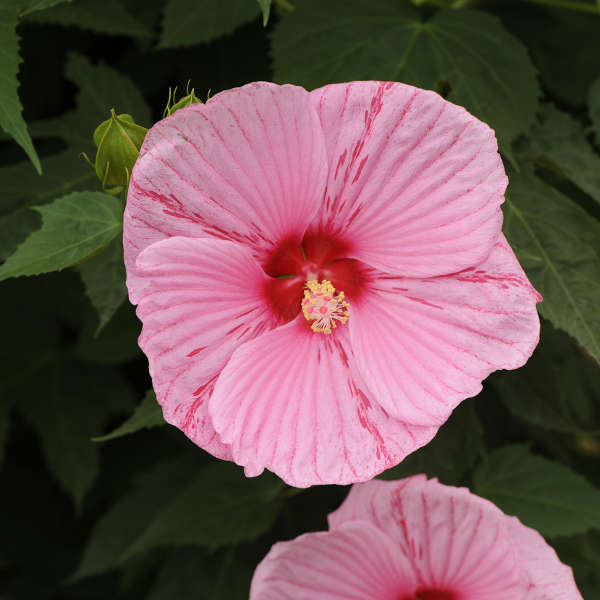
(160, 0), (261, 48)
(503, 164), (600, 362)
(474, 444), (600, 537)
(15, 361), (135, 510)
(527, 104), (600, 206)
(272, 1), (540, 160)
(73, 459), (283, 579)
(122, 462), (283, 558)
(78, 235), (127, 334)
(146, 547), (254, 600)
(0, 191), (123, 282)
(493, 323), (600, 435)
(379, 400), (484, 485)
(257, 0), (271, 26)
(25, 0), (151, 37)
(0, 1), (41, 172)
(93, 390), (165, 442)
(18, 0), (71, 16)
(590, 77), (600, 146)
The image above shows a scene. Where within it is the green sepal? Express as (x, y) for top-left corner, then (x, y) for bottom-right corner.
(92, 110), (147, 188)
(164, 87), (203, 118)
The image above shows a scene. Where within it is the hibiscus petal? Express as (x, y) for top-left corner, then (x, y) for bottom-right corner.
(125, 81), (327, 302)
(250, 520), (417, 600)
(209, 322), (437, 486)
(349, 236), (541, 426)
(133, 236), (277, 459)
(506, 517), (582, 600)
(329, 477), (524, 600)
(309, 81), (506, 278)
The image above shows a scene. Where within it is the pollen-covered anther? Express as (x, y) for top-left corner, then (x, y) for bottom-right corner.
(301, 279), (349, 334)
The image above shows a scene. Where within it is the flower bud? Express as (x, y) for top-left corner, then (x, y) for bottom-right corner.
(92, 110), (147, 189)
(164, 88), (203, 117)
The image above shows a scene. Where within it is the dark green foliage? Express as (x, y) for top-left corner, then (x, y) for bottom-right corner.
(272, 0), (540, 160)
(1, 0), (600, 598)
(93, 390), (166, 442)
(474, 444), (600, 537)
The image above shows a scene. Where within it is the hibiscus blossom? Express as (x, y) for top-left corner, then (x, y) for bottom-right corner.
(250, 476), (582, 600)
(124, 81), (540, 486)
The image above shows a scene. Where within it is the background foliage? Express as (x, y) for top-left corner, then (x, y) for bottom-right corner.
(1, 0), (600, 597)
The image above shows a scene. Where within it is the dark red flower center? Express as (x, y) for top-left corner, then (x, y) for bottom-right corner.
(263, 232), (366, 324)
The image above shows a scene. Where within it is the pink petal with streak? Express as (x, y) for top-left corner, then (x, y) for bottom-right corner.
(125, 81), (327, 302)
(250, 520), (417, 600)
(330, 477), (525, 599)
(133, 237), (277, 459)
(309, 81), (507, 278)
(349, 236), (541, 426)
(506, 517), (582, 600)
(209, 322), (437, 486)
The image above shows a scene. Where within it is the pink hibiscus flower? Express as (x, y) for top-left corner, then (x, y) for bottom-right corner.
(124, 81), (541, 486)
(250, 475), (582, 600)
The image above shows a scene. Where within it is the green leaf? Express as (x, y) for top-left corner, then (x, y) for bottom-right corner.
(272, 1), (540, 159)
(0, 191), (123, 282)
(122, 462), (283, 558)
(553, 532), (600, 598)
(526, 104), (600, 206)
(146, 548), (254, 600)
(0, 151), (98, 261)
(74, 302), (142, 365)
(257, 0), (271, 26)
(16, 361), (135, 510)
(0, 397), (12, 469)
(590, 77), (600, 146)
(474, 444), (600, 537)
(379, 400), (484, 485)
(78, 235), (127, 334)
(18, 0), (71, 16)
(73, 458), (282, 579)
(499, 6), (600, 108)
(72, 456), (200, 580)
(31, 52), (152, 151)
(0, 53), (149, 261)
(0, 1), (41, 173)
(503, 164), (600, 362)
(159, 0), (261, 48)
(493, 322), (600, 435)
(93, 390), (165, 442)
(25, 0), (151, 37)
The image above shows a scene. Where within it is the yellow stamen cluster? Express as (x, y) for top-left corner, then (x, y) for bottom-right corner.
(301, 279), (349, 334)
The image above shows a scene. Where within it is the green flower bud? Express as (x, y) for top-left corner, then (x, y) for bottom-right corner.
(92, 110), (147, 189)
(164, 87), (203, 117)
